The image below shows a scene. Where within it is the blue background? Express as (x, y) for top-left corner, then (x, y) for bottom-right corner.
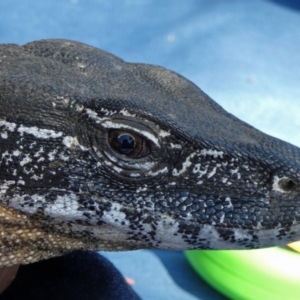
(1, 0), (300, 299)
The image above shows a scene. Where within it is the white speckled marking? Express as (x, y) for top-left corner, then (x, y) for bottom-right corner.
(86, 108), (110, 123)
(207, 166), (217, 178)
(129, 173), (141, 177)
(18, 125), (63, 139)
(159, 129), (170, 138)
(119, 108), (136, 117)
(170, 143), (182, 149)
(0, 131), (8, 139)
(200, 149), (224, 158)
(147, 167), (168, 177)
(0, 120), (17, 131)
(20, 154), (32, 166)
(0, 121), (16, 139)
(172, 153), (196, 176)
(230, 168), (241, 179)
(136, 185), (148, 193)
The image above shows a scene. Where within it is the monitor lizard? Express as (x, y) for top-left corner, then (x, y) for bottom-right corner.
(0, 39), (300, 267)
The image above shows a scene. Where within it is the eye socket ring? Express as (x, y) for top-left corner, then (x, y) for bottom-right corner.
(108, 130), (151, 158)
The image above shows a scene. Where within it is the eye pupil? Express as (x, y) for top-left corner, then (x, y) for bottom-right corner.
(117, 134), (135, 154)
(108, 130), (149, 158)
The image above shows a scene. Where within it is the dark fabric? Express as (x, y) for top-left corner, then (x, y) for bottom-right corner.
(0, 251), (141, 300)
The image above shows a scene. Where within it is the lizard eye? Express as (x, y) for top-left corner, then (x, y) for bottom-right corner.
(108, 130), (150, 158)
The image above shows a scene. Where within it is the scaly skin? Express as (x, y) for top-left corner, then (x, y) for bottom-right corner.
(0, 39), (300, 266)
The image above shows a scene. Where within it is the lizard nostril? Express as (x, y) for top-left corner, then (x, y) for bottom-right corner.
(277, 178), (296, 192)
(272, 176), (298, 193)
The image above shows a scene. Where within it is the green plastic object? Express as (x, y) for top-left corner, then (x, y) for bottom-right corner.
(185, 247), (300, 300)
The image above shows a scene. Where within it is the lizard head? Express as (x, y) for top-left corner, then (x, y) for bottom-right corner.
(1, 39), (300, 265)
